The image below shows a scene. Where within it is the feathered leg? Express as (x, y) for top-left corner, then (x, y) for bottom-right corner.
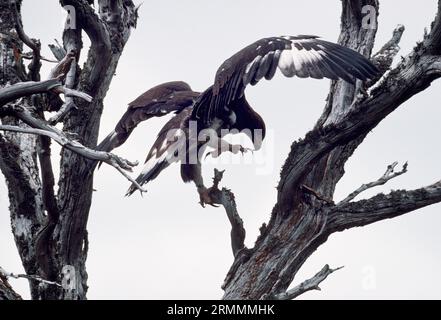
(181, 162), (219, 208)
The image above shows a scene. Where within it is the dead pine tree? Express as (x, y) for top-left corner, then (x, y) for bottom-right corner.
(1, 0), (441, 300)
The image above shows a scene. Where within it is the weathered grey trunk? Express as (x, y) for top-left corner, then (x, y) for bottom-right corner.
(0, 0), (46, 300)
(0, 0), (137, 300)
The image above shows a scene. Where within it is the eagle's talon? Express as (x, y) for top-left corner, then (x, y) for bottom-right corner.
(198, 187), (218, 208)
(238, 146), (254, 155)
(205, 151), (220, 159)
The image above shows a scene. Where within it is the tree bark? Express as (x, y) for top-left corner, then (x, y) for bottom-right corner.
(222, 0), (441, 300)
(0, 0), (137, 299)
(0, 275), (22, 300)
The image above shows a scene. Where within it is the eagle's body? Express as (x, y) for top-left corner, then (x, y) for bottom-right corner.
(98, 35), (379, 205)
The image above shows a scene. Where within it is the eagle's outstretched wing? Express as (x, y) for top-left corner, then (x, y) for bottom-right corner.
(125, 107), (192, 196)
(192, 35), (379, 126)
(97, 81), (199, 153)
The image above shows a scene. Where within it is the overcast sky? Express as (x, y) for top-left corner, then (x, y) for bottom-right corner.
(1, 0), (441, 299)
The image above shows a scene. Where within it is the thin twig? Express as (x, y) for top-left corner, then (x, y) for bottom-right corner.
(114, 164), (147, 193)
(21, 53), (59, 63)
(339, 161), (408, 205)
(0, 267), (61, 287)
(274, 265), (343, 300)
(0, 123), (144, 193)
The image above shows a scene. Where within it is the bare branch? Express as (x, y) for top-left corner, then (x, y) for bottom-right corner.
(0, 266), (61, 288)
(10, 0), (41, 80)
(425, 0), (441, 55)
(0, 123), (144, 191)
(0, 0), (138, 300)
(330, 180), (441, 232)
(277, 0), (441, 212)
(0, 270), (22, 300)
(274, 265), (343, 300)
(0, 79), (60, 106)
(47, 11), (82, 119)
(48, 100), (76, 125)
(48, 40), (67, 61)
(278, 50), (441, 211)
(53, 86), (92, 102)
(114, 163), (147, 193)
(223, 1), (441, 300)
(21, 52), (58, 63)
(61, 0), (111, 49)
(49, 54), (80, 124)
(370, 24), (405, 83)
(209, 169), (246, 257)
(60, 0), (112, 86)
(339, 161), (408, 205)
(0, 77), (92, 108)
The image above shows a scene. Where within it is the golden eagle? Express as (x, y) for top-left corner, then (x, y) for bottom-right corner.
(98, 35), (378, 206)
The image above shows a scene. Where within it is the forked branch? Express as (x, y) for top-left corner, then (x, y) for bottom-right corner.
(339, 161), (408, 204)
(274, 265), (343, 300)
(330, 180), (441, 232)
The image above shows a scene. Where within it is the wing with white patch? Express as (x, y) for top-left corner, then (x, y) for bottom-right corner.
(192, 35), (379, 126)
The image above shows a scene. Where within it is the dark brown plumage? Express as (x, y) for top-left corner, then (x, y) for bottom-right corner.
(97, 81), (199, 153)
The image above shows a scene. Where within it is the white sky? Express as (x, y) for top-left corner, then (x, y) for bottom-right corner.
(1, 0), (441, 299)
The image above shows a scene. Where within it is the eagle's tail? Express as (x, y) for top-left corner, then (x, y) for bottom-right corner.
(125, 153), (171, 197)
